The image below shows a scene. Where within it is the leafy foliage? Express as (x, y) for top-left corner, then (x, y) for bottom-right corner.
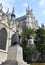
(23, 46), (35, 63)
(21, 28), (35, 47)
(22, 28), (35, 39)
(34, 28), (45, 62)
(21, 27), (35, 63)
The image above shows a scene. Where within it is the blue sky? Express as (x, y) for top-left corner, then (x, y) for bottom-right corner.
(0, 0), (45, 26)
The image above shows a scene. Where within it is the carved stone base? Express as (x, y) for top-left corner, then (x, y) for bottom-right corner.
(1, 44), (30, 65)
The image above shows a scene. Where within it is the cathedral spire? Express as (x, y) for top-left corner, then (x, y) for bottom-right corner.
(26, 4), (30, 15)
(12, 7), (15, 14)
(26, 4), (30, 12)
(0, 3), (3, 20)
(28, 4), (30, 10)
(6, 8), (9, 14)
(0, 3), (3, 11)
(11, 7), (15, 21)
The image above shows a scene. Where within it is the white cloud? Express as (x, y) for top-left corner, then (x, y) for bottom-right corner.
(23, 3), (28, 8)
(0, 0), (15, 12)
(39, 0), (45, 6)
(0, 0), (15, 3)
(42, 10), (45, 15)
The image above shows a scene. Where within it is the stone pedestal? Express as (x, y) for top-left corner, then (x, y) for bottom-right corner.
(7, 44), (23, 62)
(1, 44), (30, 65)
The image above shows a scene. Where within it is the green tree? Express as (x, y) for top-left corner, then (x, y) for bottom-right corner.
(23, 46), (35, 63)
(34, 28), (45, 62)
(21, 28), (35, 48)
(21, 28), (35, 63)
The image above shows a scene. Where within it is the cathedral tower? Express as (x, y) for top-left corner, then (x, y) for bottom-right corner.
(26, 5), (33, 28)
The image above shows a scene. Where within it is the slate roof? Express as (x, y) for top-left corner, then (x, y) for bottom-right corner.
(16, 15), (27, 21)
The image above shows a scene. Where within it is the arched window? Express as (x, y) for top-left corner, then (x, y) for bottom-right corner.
(0, 28), (7, 50)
